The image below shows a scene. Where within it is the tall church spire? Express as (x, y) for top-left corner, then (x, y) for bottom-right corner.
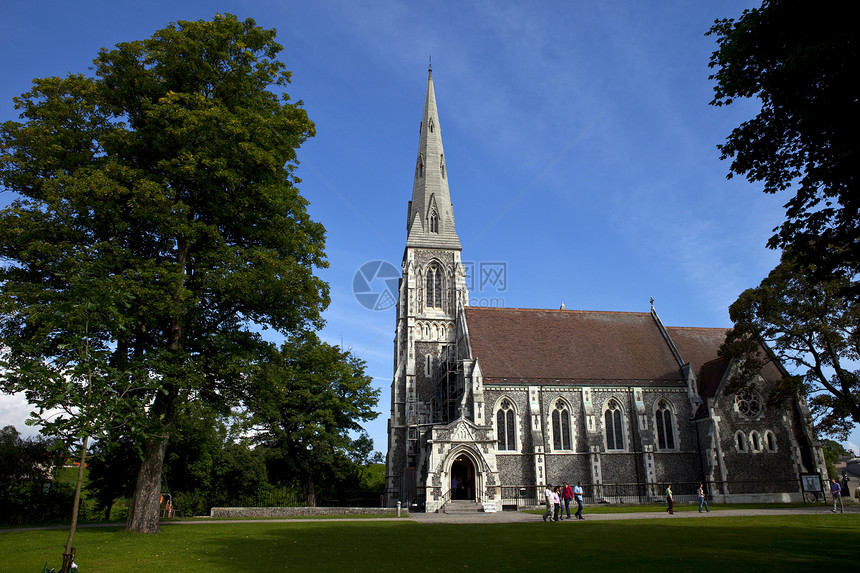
(405, 67), (462, 250)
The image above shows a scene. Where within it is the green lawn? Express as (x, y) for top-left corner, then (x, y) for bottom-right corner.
(2, 514), (855, 572)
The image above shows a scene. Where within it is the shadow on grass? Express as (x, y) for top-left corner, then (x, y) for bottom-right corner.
(3, 515), (856, 572)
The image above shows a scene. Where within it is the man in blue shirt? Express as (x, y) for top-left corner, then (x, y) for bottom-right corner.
(573, 481), (584, 519)
(830, 478), (844, 513)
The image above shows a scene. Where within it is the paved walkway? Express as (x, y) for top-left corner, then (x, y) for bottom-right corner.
(3, 505), (854, 533)
(408, 504), (855, 524)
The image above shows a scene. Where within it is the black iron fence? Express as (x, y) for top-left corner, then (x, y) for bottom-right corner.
(237, 475), (828, 513)
(500, 478), (809, 507)
(391, 478), (817, 511)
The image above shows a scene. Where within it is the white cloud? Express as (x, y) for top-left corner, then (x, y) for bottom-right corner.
(0, 392), (40, 438)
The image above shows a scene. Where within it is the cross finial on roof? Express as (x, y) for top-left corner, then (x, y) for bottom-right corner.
(650, 296), (655, 311)
(428, 55), (432, 73)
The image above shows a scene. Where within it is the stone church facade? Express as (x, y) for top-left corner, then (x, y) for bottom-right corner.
(384, 69), (826, 512)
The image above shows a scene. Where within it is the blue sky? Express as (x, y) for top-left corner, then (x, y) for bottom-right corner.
(2, 0), (857, 456)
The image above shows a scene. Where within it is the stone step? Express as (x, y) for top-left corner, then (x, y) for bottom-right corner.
(443, 501), (484, 513)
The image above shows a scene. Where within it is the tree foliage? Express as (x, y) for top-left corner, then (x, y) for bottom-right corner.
(0, 14), (328, 533)
(86, 435), (140, 521)
(707, 0), (860, 278)
(0, 270), (133, 569)
(720, 259), (860, 439)
(0, 426), (73, 526)
(820, 438), (851, 478)
(251, 333), (379, 506)
(162, 401), (269, 513)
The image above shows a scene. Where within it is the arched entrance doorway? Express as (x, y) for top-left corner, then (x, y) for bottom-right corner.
(450, 454), (476, 501)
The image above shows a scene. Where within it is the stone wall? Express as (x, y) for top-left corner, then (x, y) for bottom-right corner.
(545, 453), (589, 485)
(210, 507), (403, 518)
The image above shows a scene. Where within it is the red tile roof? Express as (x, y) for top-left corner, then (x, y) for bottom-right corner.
(665, 327), (729, 377)
(463, 307), (685, 385)
(665, 326), (784, 394)
(664, 328), (732, 408)
(697, 358), (729, 399)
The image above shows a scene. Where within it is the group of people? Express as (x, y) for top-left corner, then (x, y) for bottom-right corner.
(543, 481), (584, 521)
(544, 482), (710, 520)
(542, 477), (850, 519)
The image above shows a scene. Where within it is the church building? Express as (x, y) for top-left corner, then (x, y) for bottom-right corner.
(384, 68), (826, 513)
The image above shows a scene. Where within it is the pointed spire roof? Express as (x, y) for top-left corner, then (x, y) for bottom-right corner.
(405, 67), (462, 250)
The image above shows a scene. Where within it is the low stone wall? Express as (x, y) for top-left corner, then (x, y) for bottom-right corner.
(712, 492), (802, 504)
(210, 507), (406, 518)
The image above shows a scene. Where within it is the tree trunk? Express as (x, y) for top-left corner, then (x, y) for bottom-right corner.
(127, 239), (187, 533)
(125, 434), (170, 533)
(60, 436), (88, 573)
(306, 477), (316, 507)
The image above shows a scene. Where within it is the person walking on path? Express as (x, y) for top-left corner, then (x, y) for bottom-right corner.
(573, 481), (584, 520)
(562, 482), (573, 520)
(666, 484), (674, 514)
(830, 478), (844, 513)
(552, 487), (561, 522)
(543, 484), (554, 522)
(697, 483), (709, 513)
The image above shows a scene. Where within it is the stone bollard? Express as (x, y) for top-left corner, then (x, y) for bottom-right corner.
(397, 500), (401, 517)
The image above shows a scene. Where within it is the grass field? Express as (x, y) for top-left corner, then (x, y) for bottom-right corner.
(1, 512), (856, 572)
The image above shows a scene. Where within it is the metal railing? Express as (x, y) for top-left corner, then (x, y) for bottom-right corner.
(390, 477), (823, 511)
(509, 478), (812, 506)
(500, 485), (540, 508)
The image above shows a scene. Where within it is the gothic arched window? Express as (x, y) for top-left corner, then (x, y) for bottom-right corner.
(765, 431), (777, 452)
(735, 431), (747, 452)
(655, 399), (676, 450)
(429, 210), (439, 233)
(425, 263), (443, 308)
(496, 399), (516, 451)
(440, 154), (446, 179)
(552, 400), (572, 450)
(604, 399), (625, 451)
(750, 431), (762, 453)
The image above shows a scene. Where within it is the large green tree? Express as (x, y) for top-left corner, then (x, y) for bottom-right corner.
(251, 333), (379, 506)
(0, 14), (328, 535)
(720, 259), (860, 439)
(707, 0), (860, 279)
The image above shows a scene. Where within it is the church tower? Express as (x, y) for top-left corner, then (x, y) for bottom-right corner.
(385, 67), (471, 507)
